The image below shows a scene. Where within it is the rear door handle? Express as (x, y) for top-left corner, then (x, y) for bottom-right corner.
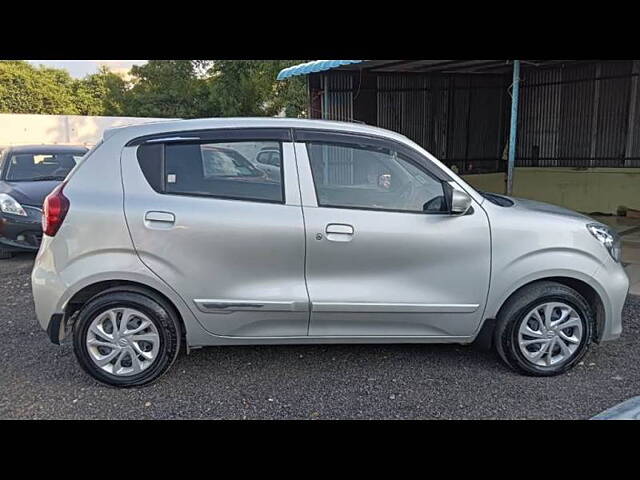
(326, 224), (354, 235)
(145, 211), (175, 223)
(325, 223), (354, 242)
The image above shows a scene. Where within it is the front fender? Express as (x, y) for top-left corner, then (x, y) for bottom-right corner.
(483, 247), (605, 321)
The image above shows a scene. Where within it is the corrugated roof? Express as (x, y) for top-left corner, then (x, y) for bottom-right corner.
(276, 60), (364, 80)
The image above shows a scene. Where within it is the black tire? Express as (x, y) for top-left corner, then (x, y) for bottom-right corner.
(494, 281), (592, 376)
(0, 248), (13, 260)
(72, 291), (181, 387)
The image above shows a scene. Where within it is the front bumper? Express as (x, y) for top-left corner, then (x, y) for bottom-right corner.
(594, 260), (630, 342)
(46, 313), (65, 345)
(0, 206), (43, 252)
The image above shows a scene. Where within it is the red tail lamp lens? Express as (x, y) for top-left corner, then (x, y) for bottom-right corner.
(42, 182), (69, 237)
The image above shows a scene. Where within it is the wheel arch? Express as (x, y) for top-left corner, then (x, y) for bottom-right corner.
(64, 280), (189, 349)
(493, 276), (605, 343)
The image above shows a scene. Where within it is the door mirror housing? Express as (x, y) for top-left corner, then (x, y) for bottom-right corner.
(450, 187), (473, 215)
(256, 151), (280, 166)
(256, 151), (270, 165)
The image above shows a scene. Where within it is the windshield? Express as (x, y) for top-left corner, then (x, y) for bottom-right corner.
(5, 151), (87, 181)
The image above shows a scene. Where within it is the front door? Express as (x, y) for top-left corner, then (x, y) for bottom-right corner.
(294, 130), (491, 338)
(121, 128), (309, 337)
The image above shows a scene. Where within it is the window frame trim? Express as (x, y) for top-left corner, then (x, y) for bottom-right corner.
(293, 129), (452, 182)
(298, 131), (453, 215)
(136, 129), (290, 205)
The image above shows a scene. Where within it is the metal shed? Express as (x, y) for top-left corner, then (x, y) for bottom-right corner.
(278, 60), (640, 214)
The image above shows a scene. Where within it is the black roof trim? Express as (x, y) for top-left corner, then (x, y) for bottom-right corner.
(126, 128), (293, 147)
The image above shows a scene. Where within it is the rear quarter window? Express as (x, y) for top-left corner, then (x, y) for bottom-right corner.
(137, 143), (164, 193)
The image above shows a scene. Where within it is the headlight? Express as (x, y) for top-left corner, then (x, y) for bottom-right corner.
(587, 223), (621, 262)
(0, 193), (27, 216)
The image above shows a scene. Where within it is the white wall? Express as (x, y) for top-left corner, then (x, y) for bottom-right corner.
(0, 113), (176, 147)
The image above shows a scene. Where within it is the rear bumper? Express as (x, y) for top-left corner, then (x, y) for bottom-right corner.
(0, 207), (42, 252)
(31, 236), (65, 333)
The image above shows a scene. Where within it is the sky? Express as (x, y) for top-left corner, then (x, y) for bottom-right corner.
(26, 60), (147, 78)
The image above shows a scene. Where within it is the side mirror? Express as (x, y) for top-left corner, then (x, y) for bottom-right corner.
(256, 151), (280, 167)
(256, 152), (271, 165)
(450, 188), (473, 215)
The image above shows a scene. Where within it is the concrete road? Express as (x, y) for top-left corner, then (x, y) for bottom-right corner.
(1, 253), (638, 419)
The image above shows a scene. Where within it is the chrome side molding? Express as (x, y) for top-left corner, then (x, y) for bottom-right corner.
(194, 299), (479, 315)
(194, 299), (301, 314)
(312, 302), (480, 313)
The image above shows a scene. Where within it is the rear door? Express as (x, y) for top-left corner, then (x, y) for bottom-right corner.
(294, 130), (491, 338)
(121, 128), (310, 337)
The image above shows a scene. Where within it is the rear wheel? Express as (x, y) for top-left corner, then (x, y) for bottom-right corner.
(494, 281), (592, 376)
(72, 291), (181, 387)
(0, 248), (13, 260)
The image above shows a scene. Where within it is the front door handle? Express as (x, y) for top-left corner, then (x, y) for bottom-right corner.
(325, 223), (354, 242)
(145, 211), (175, 223)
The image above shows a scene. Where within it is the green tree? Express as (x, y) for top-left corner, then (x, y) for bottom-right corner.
(0, 59), (308, 119)
(0, 61), (80, 114)
(206, 60), (307, 117)
(273, 66), (307, 118)
(75, 66), (128, 116)
(122, 60), (210, 118)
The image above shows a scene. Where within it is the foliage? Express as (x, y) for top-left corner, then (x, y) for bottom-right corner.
(0, 61), (81, 114)
(206, 60), (307, 117)
(75, 66), (129, 116)
(0, 60), (308, 118)
(122, 60), (211, 118)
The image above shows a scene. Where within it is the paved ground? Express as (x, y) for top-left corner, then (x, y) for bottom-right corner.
(1, 252), (639, 420)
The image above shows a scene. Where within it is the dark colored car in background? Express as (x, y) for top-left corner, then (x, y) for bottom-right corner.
(0, 145), (88, 259)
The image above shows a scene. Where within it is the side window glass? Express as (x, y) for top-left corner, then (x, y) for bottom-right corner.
(164, 141), (283, 203)
(305, 141), (447, 213)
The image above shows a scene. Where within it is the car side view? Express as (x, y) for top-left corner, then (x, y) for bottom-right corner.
(31, 118), (629, 387)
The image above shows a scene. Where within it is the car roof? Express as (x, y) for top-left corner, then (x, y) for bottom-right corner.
(5, 144), (89, 154)
(104, 117), (411, 145)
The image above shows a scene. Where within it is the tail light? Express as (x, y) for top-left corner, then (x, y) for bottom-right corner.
(42, 182), (70, 237)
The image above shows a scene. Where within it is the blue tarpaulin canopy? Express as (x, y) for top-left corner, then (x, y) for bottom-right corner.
(276, 60), (364, 80)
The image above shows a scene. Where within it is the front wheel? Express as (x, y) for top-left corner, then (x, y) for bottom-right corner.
(72, 291), (181, 387)
(494, 281), (593, 376)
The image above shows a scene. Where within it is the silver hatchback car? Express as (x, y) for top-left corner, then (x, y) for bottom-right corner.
(31, 118), (629, 386)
